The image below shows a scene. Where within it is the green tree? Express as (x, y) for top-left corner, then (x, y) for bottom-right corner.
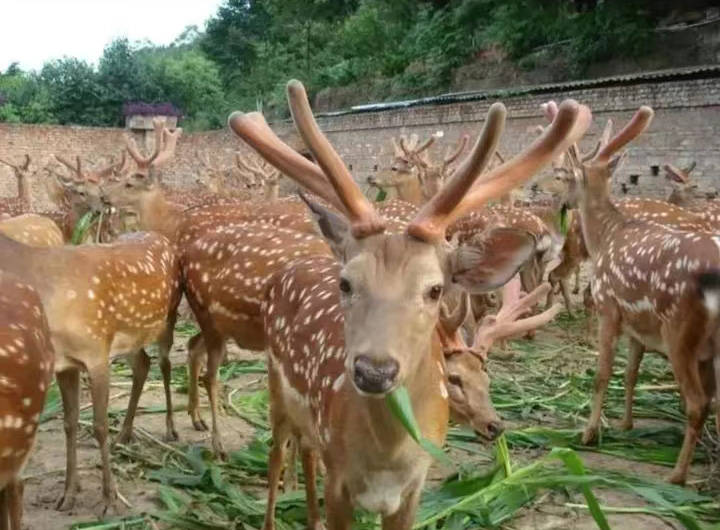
(40, 58), (107, 125)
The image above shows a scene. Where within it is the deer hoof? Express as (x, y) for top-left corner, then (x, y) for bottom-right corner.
(165, 428), (179, 442)
(113, 430), (135, 446)
(192, 418), (209, 431)
(56, 493), (76, 512)
(619, 418), (633, 431)
(581, 426), (598, 445)
(666, 469), (686, 486)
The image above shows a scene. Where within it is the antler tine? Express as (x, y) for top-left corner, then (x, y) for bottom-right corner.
(454, 100), (591, 223)
(407, 102), (507, 242)
(228, 110), (346, 213)
(443, 134), (469, 166)
(399, 135), (413, 157)
(125, 134), (146, 165)
(474, 277), (561, 346)
(594, 107), (653, 164)
(683, 161), (696, 174)
(415, 135), (435, 155)
(391, 137), (404, 157)
(663, 163), (688, 184)
(286, 80), (384, 237)
(153, 127), (182, 167)
(0, 156), (15, 168)
(20, 154), (30, 171)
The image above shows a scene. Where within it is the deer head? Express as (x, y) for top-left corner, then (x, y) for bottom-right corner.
(53, 153), (126, 215)
(197, 151), (225, 194)
(102, 120), (182, 210)
(438, 278), (560, 439)
(413, 134), (469, 201)
(663, 162), (707, 205)
(229, 80), (591, 396)
(236, 153), (282, 199)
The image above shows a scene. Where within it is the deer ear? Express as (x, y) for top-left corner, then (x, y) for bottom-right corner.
(448, 228), (535, 294)
(298, 191), (349, 257)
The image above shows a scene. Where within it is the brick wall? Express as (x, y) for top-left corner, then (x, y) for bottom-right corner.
(1, 77), (719, 206)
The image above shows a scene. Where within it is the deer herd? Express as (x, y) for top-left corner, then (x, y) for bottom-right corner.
(0, 79), (717, 529)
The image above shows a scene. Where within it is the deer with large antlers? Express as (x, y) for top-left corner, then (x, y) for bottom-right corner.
(438, 278), (561, 438)
(0, 270), (55, 530)
(236, 153), (284, 200)
(564, 103), (720, 485)
(0, 228), (181, 513)
(229, 79), (590, 528)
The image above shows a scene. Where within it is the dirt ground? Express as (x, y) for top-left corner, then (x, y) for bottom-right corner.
(20, 277), (718, 529)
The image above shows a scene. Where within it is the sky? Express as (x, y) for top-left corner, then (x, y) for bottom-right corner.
(0, 0), (224, 72)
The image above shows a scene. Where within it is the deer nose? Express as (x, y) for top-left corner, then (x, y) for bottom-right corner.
(478, 420), (505, 441)
(353, 355), (399, 394)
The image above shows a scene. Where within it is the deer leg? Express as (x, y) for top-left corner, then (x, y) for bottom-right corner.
(86, 363), (119, 515)
(324, 470), (353, 530)
(301, 447), (323, 530)
(262, 416), (291, 530)
(283, 436), (298, 492)
(559, 278), (573, 317)
(157, 317), (178, 441)
(668, 352), (712, 485)
(546, 277), (557, 309)
(56, 368), (80, 511)
(201, 332), (226, 458)
(187, 333), (208, 431)
(582, 309), (620, 445)
(6, 480), (22, 530)
(381, 479), (424, 530)
(0, 487), (7, 530)
(572, 266), (581, 294)
(115, 348), (150, 445)
(620, 338), (644, 431)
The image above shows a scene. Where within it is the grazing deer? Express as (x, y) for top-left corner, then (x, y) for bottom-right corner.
(438, 277), (561, 439)
(566, 104), (720, 485)
(0, 214), (64, 247)
(0, 231), (181, 513)
(229, 79), (590, 528)
(0, 271), (55, 530)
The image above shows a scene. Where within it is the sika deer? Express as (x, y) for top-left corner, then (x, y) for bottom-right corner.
(229, 79), (590, 528)
(569, 105), (720, 485)
(438, 277), (561, 438)
(367, 133), (436, 205)
(0, 155), (32, 217)
(182, 222), (333, 455)
(0, 231), (181, 512)
(0, 271), (54, 530)
(236, 153), (283, 200)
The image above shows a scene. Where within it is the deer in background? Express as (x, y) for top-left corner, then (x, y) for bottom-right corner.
(236, 153), (283, 200)
(230, 79), (590, 529)
(438, 278), (561, 440)
(367, 133), (436, 205)
(566, 104), (720, 485)
(0, 271), (55, 530)
(0, 155), (32, 218)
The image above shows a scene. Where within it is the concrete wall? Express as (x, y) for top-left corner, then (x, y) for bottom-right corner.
(1, 76), (719, 206)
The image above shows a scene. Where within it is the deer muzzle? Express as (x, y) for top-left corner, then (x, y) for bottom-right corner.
(352, 355), (399, 395)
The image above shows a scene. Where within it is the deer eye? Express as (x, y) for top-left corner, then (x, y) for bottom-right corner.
(448, 374), (463, 388)
(427, 285), (443, 301)
(125, 182), (133, 189)
(339, 278), (352, 295)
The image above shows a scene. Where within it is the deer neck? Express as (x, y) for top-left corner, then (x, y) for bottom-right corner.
(578, 175), (625, 258)
(136, 189), (184, 241)
(396, 176), (424, 206)
(15, 170), (31, 206)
